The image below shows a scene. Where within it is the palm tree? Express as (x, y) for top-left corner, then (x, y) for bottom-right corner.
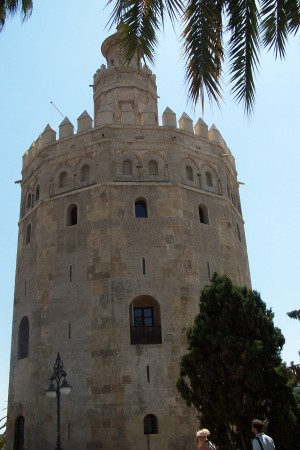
(1, 0), (299, 113)
(106, 0), (300, 113)
(0, 0), (32, 32)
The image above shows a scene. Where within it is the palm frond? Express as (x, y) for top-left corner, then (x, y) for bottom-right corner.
(227, 0), (260, 114)
(106, 0), (184, 66)
(21, 0), (33, 21)
(286, 0), (300, 34)
(106, 0), (129, 29)
(260, 0), (289, 58)
(182, 0), (224, 112)
(0, 0), (32, 31)
(116, 0), (162, 65)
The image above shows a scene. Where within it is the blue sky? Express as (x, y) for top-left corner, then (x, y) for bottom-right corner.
(1, 0), (299, 416)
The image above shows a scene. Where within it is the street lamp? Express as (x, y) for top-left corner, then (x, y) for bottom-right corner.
(46, 353), (72, 450)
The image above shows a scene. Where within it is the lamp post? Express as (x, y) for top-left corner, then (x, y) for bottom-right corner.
(46, 353), (72, 450)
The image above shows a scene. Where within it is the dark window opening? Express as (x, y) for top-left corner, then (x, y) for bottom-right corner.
(144, 414), (158, 434)
(135, 200), (147, 218)
(130, 301), (162, 345)
(14, 416), (25, 450)
(134, 307), (153, 326)
(18, 316), (29, 359)
(199, 206), (209, 224)
(26, 193), (31, 210)
(35, 185), (40, 201)
(67, 204), (78, 226)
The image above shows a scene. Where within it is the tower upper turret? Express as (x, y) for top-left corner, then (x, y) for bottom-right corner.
(93, 30), (158, 127)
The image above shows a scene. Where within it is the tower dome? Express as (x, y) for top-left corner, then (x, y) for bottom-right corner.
(93, 30), (158, 127)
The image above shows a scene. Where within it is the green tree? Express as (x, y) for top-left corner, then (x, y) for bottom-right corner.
(287, 309), (300, 321)
(177, 273), (300, 450)
(107, 0), (300, 113)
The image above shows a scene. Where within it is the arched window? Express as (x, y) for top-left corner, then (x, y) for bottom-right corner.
(135, 199), (147, 218)
(144, 414), (158, 434)
(67, 204), (78, 226)
(186, 165), (194, 181)
(14, 416), (25, 450)
(80, 164), (90, 182)
(149, 160), (158, 175)
(205, 171), (213, 187)
(35, 185), (40, 201)
(123, 159), (132, 175)
(25, 223), (31, 245)
(59, 171), (68, 188)
(199, 205), (209, 224)
(26, 193), (31, 210)
(129, 296), (162, 344)
(18, 316), (29, 359)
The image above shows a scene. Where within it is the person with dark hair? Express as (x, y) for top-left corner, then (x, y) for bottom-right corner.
(252, 419), (275, 450)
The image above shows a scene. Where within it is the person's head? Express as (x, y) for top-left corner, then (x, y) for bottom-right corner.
(252, 419), (264, 434)
(196, 428), (210, 443)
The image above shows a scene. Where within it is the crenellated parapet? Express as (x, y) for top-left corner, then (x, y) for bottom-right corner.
(22, 107), (234, 169)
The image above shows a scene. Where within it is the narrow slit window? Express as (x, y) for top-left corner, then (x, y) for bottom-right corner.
(207, 261), (211, 280)
(237, 223), (241, 242)
(35, 185), (40, 201)
(26, 193), (32, 210)
(142, 257), (146, 274)
(147, 365), (150, 382)
(69, 265), (72, 282)
(18, 316), (29, 359)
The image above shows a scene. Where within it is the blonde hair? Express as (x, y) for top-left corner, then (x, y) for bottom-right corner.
(196, 428), (210, 438)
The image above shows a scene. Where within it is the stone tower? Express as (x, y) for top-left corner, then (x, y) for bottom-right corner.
(7, 30), (251, 450)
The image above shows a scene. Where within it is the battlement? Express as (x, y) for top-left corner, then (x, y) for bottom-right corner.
(22, 108), (234, 169)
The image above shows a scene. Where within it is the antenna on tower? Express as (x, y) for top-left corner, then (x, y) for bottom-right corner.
(50, 101), (65, 119)
(50, 101), (77, 132)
